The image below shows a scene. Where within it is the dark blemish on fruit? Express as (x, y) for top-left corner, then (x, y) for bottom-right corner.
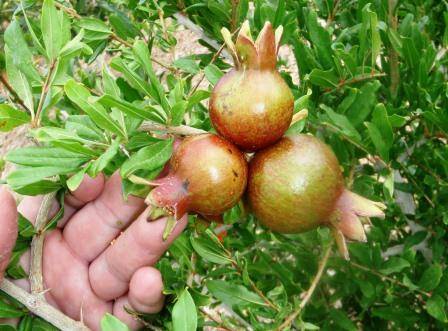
(182, 179), (190, 191)
(232, 170), (239, 177)
(227, 148), (233, 154)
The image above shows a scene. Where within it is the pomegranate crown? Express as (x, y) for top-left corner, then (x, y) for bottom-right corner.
(221, 21), (283, 70)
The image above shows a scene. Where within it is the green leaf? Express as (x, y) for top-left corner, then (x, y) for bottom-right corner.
(4, 19), (41, 83)
(309, 68), (339, 88)
(187, 90), (210, 109)
(305, 9), (333, 69)
(100, 313), (130, 331)
(323, 106), (361, 142)
(380, 257), (410, 275)
(206, 280), (267, 307)
(102, 67), (121, 98)
(7, 166), (77, 188)
(426, 295), (447, 322)
(345, 80), (381, 127)
(18, 213), (35, 237)
(120, 139), (173, 177)
(418, 264), (443, 292)
(172, 289), (197, 331)
(59, 29), (92, 59)
(66, 168), (87, 191)
(190, 232), (232, 265)
(365, 122), (389, 161)
(170, 101), (187, 126)
(5, 47), (34, 113)
(78, 18), (112, 41)
(87, 140), (120, 177)
(133, 40), (170, 112)
(96, 94), (162, 122)
(0, 324), (17, 331)
(31, 318), (59, 331)
(372, 104), (393, 148)
(12, 180), (61, 196)
(173, 58), (200, 74)
(110, 58), (154, 98)
(0, 300), (26, 318)
(204, 64), (224, 85)
(64, 80), (126, 138)
(41, 0), (63, 61)
(6, 147), (89, 169)
(0, 104), (30, 132)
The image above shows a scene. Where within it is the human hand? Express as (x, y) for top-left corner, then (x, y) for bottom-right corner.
(2, 172), (187, 330)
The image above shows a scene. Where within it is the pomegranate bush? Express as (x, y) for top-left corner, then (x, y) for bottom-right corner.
(0, 0), (447, 330)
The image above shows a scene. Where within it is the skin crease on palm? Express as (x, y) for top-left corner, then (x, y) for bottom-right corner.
(0, 172), (188, 331)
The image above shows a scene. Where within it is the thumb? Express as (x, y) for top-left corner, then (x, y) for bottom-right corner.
(0, 187), (18, 280)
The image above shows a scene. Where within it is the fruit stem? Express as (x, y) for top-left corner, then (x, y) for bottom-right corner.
(276, 242), (333, 330)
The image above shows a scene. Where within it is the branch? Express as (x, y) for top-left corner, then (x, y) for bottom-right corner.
(34, 60), (57, 127)
(139, 121), (207, 136)
(276, 243), (333, 330)
(0, 73), (33, 114)
(29, 192), (57, 295)
(0, 279), (89, 331)
(325, 73), (387, 94)
(349, 261), (430, 297)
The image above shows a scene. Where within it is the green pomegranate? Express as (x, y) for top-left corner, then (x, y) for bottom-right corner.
(248, 134), (386, 258)
(209, 21), (294, 152)
(147, 134), (248, 221)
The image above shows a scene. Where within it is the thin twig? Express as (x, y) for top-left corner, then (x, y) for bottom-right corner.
(349, 261), (430, 297)
(388, 0), (399, 99)
(325, 73), (387, 94)
(34, 60), (57, 127)
(173, 12), (233, 62)
(189, 42), (226, 97)
(0, 73), (33, 114)
(200, 307), (234, 331)
(229, 260), (279, 312)
(276, 243), (333, 331)
(230, 0), (240, 32)
(0, 279), (90, 331)
(139, 121), (207, 136)
(29, 192), (57, 295)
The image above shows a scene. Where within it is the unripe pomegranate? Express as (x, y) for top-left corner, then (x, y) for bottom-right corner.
(209, 21), (294, 152)
(248, 134), (386, 259)
(147, 134), (248, 222)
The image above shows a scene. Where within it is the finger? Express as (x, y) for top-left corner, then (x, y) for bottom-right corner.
(128, 267), (165, 313)
(43, 230), (112, 331)
(63, 172), (145, 262)
(112, 267), (164, 331)
(0, 187), (18, 279)
(89, 210), (187, 300)
(17, 174), (105, 228)
(65, 173), (105, 208)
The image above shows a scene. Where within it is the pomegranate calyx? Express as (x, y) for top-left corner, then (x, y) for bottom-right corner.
(221, 21), (283, 70)
(330, 189), (386, 259)
(146, 174), (190, 221)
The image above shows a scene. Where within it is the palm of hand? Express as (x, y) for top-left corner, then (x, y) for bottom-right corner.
(3, 173), (187, 331)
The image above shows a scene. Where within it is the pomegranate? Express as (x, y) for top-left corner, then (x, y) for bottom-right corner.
(248, 134), (386, 259)
(209, 21), (294, 152)
(147, 134), (248, 222)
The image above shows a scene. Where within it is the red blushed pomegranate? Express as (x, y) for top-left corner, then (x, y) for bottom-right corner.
(147, 134), (248, 221)
(209, 21), (294, 152)
(248, 134), (386, 259)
